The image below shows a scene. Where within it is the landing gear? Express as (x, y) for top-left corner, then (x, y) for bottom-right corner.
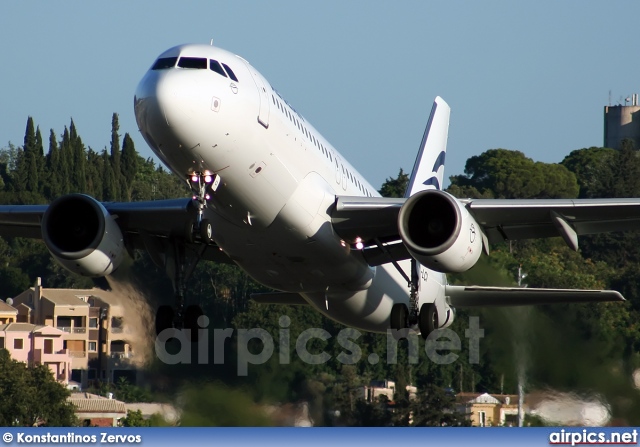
(418, 303), (438, 339)
(151, 172), (219, 338)
(382, 252), (439, 339)
(390, 303), (409, 330)
(188, 172), (219, 243)
(199, 219), (214, 243)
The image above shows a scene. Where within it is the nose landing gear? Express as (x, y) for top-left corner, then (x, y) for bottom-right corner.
(153, 172), (219, 339)
(188, 172), (219, 244)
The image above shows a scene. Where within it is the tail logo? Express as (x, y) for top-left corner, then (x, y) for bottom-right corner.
(421, 150), (446, 190)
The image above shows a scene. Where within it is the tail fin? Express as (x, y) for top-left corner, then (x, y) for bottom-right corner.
(405, 96), (451, 197)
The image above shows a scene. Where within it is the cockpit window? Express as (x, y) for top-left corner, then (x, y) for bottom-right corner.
(177, 57), (207, 69)
(209, 60), (227, 78)
(152, 57), (178, 70)
(222, 63), (239, 82)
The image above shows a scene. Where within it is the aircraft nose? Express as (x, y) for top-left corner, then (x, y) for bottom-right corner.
(135, 69), (214, 156)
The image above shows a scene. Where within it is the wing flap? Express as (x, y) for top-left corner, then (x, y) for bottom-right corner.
(446, 285), (625, 307)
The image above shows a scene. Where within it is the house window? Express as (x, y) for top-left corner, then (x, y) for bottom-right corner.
(44, 339), (53, 354)
(478, 411), (486, 427)
(88, 342), (97, 352)
(89, 318), (98, 328)
(14, 339), (23, 349)
(0, 337), (4, 349)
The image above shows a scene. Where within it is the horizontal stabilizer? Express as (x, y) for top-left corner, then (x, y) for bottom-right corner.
(250, 292), (308, 305)
(446, 285), (624, 307)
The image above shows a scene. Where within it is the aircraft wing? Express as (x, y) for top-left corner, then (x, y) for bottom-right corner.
(446, 285), (624, 306)
(331, 196), (640, 265)
(0, 198), (233, 264)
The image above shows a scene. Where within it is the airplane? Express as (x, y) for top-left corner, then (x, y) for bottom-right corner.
(1, 42), (638, 339)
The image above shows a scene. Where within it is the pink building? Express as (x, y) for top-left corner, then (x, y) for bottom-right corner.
(0, 323), (72, 383)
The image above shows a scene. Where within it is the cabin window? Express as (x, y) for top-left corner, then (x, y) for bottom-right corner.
(178, 57), (207, 69)
(222, 63), (239, 82)
(152, 57), (178, 70)
(209, 59), (228, 77)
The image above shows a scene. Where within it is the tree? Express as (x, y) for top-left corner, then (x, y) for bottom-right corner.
(450, 149), (579, 199)
(45, 129), (61, 199)
(102, 149), (118, 201)
(409, 384), (468, 426)
(178, 382), (272, 426)
(561, 147), (616, 198)
(379, 168), (409, 197)
(69, 120), (87, 192)
(0, 349), (77, 426)
(59, 127), (72, 194)
(120, 133), (138, 200)
(121, 410), (149, 427)
(110, 113), (122, 200)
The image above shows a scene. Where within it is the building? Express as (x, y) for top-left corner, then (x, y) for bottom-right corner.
(0, 322), (72, 383)
(455, 392), (521, 427)
(356, 380), (418, 403)
(68, 392), (127, 427)
(11, 278), (143, 388)
(0, 300), (18, 324)
(604, 95), (640, 150)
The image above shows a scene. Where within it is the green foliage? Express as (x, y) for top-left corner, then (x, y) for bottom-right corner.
(561, 147), (616, 198)
(379, 168), (409, 197)
(450, 149), (579, 199)
(85, 377), (152, 403)
(121, 410), (148, 427)
(0, 349), (77, 426)
(178, 382), (272, 426)
(409, 384), (469, 426)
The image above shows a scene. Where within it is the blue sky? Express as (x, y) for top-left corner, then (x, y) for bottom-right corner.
(1, 1), (638, 190)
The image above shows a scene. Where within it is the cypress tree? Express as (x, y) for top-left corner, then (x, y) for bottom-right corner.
(121, 133), (138, 200)
(45, 129), (61, 199)
(34, 126), (45, 194)
(102, 149), (117, 201)
(59, 127), (72, 194)
(85, 148), (103, 200)
(110, 113), (122, 200)
(14, 117), (36, 192)
(70, 120), (87, 192)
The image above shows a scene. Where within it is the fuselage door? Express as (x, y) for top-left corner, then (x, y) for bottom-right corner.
(240, 60), (270, 128)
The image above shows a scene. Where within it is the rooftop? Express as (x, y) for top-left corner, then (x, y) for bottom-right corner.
(68, 393), (126, 415)
(0, 301), (17, 314)
(41, 289), (93, 306)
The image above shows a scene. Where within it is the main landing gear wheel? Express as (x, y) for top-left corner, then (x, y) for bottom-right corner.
(418, 303), (438, 340)
(390, 303), (409, 330)
(156, 305), (174, 336)
(184, 305), (204, 342)
(199, 219), (214, 243)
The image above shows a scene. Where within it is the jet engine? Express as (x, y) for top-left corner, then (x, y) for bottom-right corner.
(398, 190), (482, 273)
(41, 194), (125, 277)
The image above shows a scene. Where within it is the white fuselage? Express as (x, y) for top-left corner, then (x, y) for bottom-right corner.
(134, 44), (448, 333)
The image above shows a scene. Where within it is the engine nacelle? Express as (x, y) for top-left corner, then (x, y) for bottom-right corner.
(41, 194), (125, 277)
(398, 190), (482, 273)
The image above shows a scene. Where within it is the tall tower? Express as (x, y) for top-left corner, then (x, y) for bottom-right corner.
(604, 94), (640, 149)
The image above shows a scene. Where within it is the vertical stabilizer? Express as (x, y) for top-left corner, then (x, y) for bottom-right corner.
(405, 96), (451, 197)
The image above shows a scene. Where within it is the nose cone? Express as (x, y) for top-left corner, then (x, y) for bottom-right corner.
(135, 69), (213, 170)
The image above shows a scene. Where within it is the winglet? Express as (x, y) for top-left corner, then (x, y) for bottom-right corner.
(405, 96), (451, 197)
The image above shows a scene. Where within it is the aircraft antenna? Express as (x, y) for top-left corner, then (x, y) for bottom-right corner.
(210, 39), (214, 46)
